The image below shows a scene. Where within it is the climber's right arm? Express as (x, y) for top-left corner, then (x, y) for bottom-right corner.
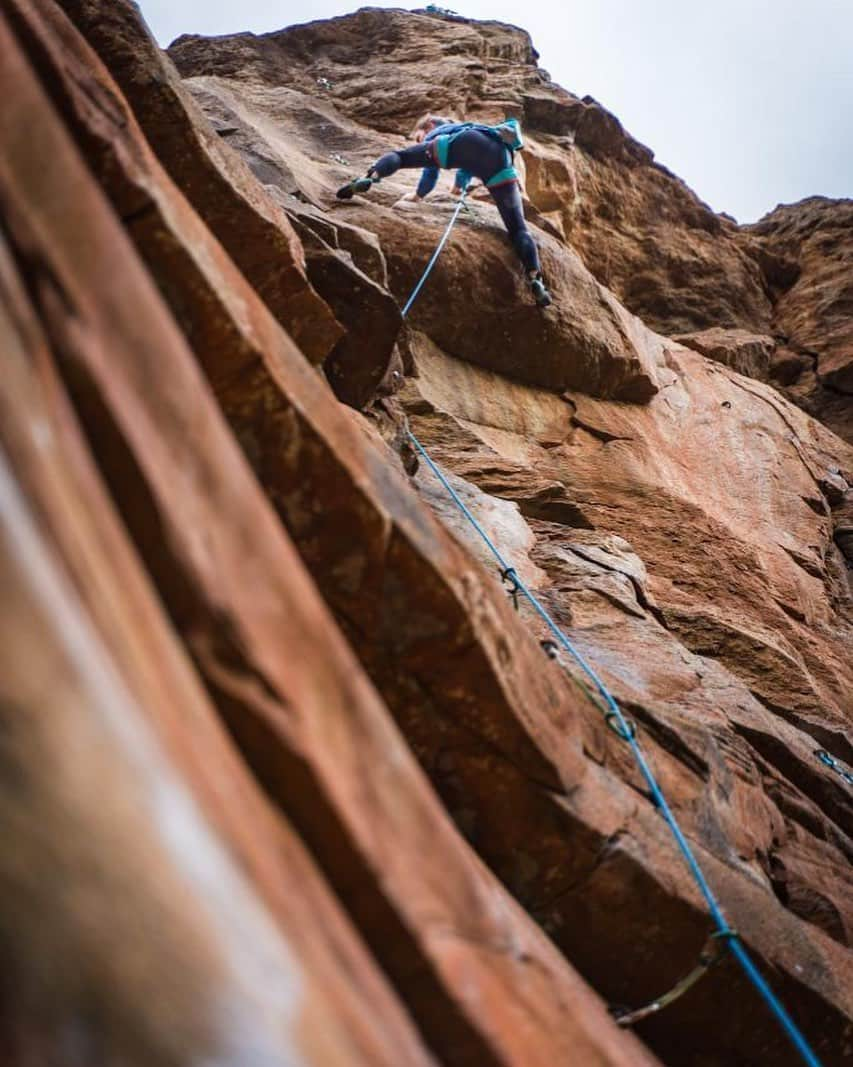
(415, 165), (439, 199)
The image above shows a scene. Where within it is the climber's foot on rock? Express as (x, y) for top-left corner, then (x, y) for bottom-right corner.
(530, 274), (552, 308)
(336, 175), (376, 200)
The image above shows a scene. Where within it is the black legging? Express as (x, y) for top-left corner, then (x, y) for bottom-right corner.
(372, 130), (541, 274)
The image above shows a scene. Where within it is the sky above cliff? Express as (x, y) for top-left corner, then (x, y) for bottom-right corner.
(139, 0), (853, 223)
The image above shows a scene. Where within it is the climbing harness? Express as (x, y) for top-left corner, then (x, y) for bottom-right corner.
(610, 931), (735, 1027)
(397, 228), (826, 1067)
(485, 165), (520, 189)
(815, 748), (853, 786)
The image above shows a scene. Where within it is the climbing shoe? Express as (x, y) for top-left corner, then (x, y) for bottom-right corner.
(336, 175), (376, 200)
(529, 275), (552, 308)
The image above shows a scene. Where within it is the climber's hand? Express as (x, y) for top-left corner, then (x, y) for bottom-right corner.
(401, 191), (422, 202)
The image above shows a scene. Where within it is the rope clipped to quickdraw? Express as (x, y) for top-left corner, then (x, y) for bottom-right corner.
(405, 428), (824, 1067)
(501, 566), (522, 611)
(605, 710), (637, 742)
(610, 930), (736, 1027)
(399, 197), (825, 1067)
(815, 749), (853, 786)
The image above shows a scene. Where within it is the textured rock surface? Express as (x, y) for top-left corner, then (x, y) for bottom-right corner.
(54, 0), (343, 365)
(0, 215), (436, 1067)
(0, 4), (659, 1065)
(59, 0), (405, 406)
(745, 198), (853, 442)
(169, 10), (771, 336)
(168, 22), (665, 403)
(166, 10), (853, 1061)
(672, 327), (776, 379)
(2, 1), (852, 1065)
(403, 337), (853, 921)
(0, 12), (434, 1066)
(167, 8), (853, 443)
(750, 199), (853, 389)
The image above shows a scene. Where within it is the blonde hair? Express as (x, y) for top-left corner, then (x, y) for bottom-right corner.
(409, 112), (455, 139)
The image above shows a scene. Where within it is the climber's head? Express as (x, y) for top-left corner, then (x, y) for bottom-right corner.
(411, 113), (453, 142)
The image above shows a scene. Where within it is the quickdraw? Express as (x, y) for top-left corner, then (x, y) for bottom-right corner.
(611, 930), (736, 1027)
(815, 749), (853, 786)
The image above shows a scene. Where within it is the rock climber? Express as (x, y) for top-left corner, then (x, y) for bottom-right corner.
(337, 113), (552, 307)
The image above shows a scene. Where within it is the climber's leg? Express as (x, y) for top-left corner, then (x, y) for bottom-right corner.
(338, 143), (433, 199)
(490, 182), (539, 272)
(490, 182), (551, 306)
(370, 143), (432, 178)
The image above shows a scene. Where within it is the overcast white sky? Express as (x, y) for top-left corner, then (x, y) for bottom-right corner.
(139, 0), (853, 223)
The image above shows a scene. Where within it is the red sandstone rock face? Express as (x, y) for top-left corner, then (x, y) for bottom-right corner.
(750, 198), (853, 389)
(0, 4), (658, 1065)
(165, 11), (852, 1060)
(0, 239), (436, 1067)
(159, 48), (662, 404)
(745, 197), (853, 441)
(54, 0), (343, 365)
(672, 327), (776, 380)
(0, 13), (434, 1065)
(167, 12), (767, 329)
(2, 2), (853, 1065)
(166, 9), (852, 443)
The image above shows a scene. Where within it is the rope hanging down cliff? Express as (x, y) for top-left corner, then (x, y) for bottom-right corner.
(402, 191), (469, 317)
(398, 219), (825, 1067)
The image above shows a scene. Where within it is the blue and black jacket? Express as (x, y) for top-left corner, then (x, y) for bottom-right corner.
(417, 121), (521, 197)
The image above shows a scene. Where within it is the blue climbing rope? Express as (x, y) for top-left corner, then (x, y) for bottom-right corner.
(399, 231), (825, 1066)
(401, 192), (468, 318)
(408, 431), (823, 1066)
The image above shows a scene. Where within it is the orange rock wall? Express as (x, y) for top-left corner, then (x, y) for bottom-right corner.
(1, 2), (851, 1065)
